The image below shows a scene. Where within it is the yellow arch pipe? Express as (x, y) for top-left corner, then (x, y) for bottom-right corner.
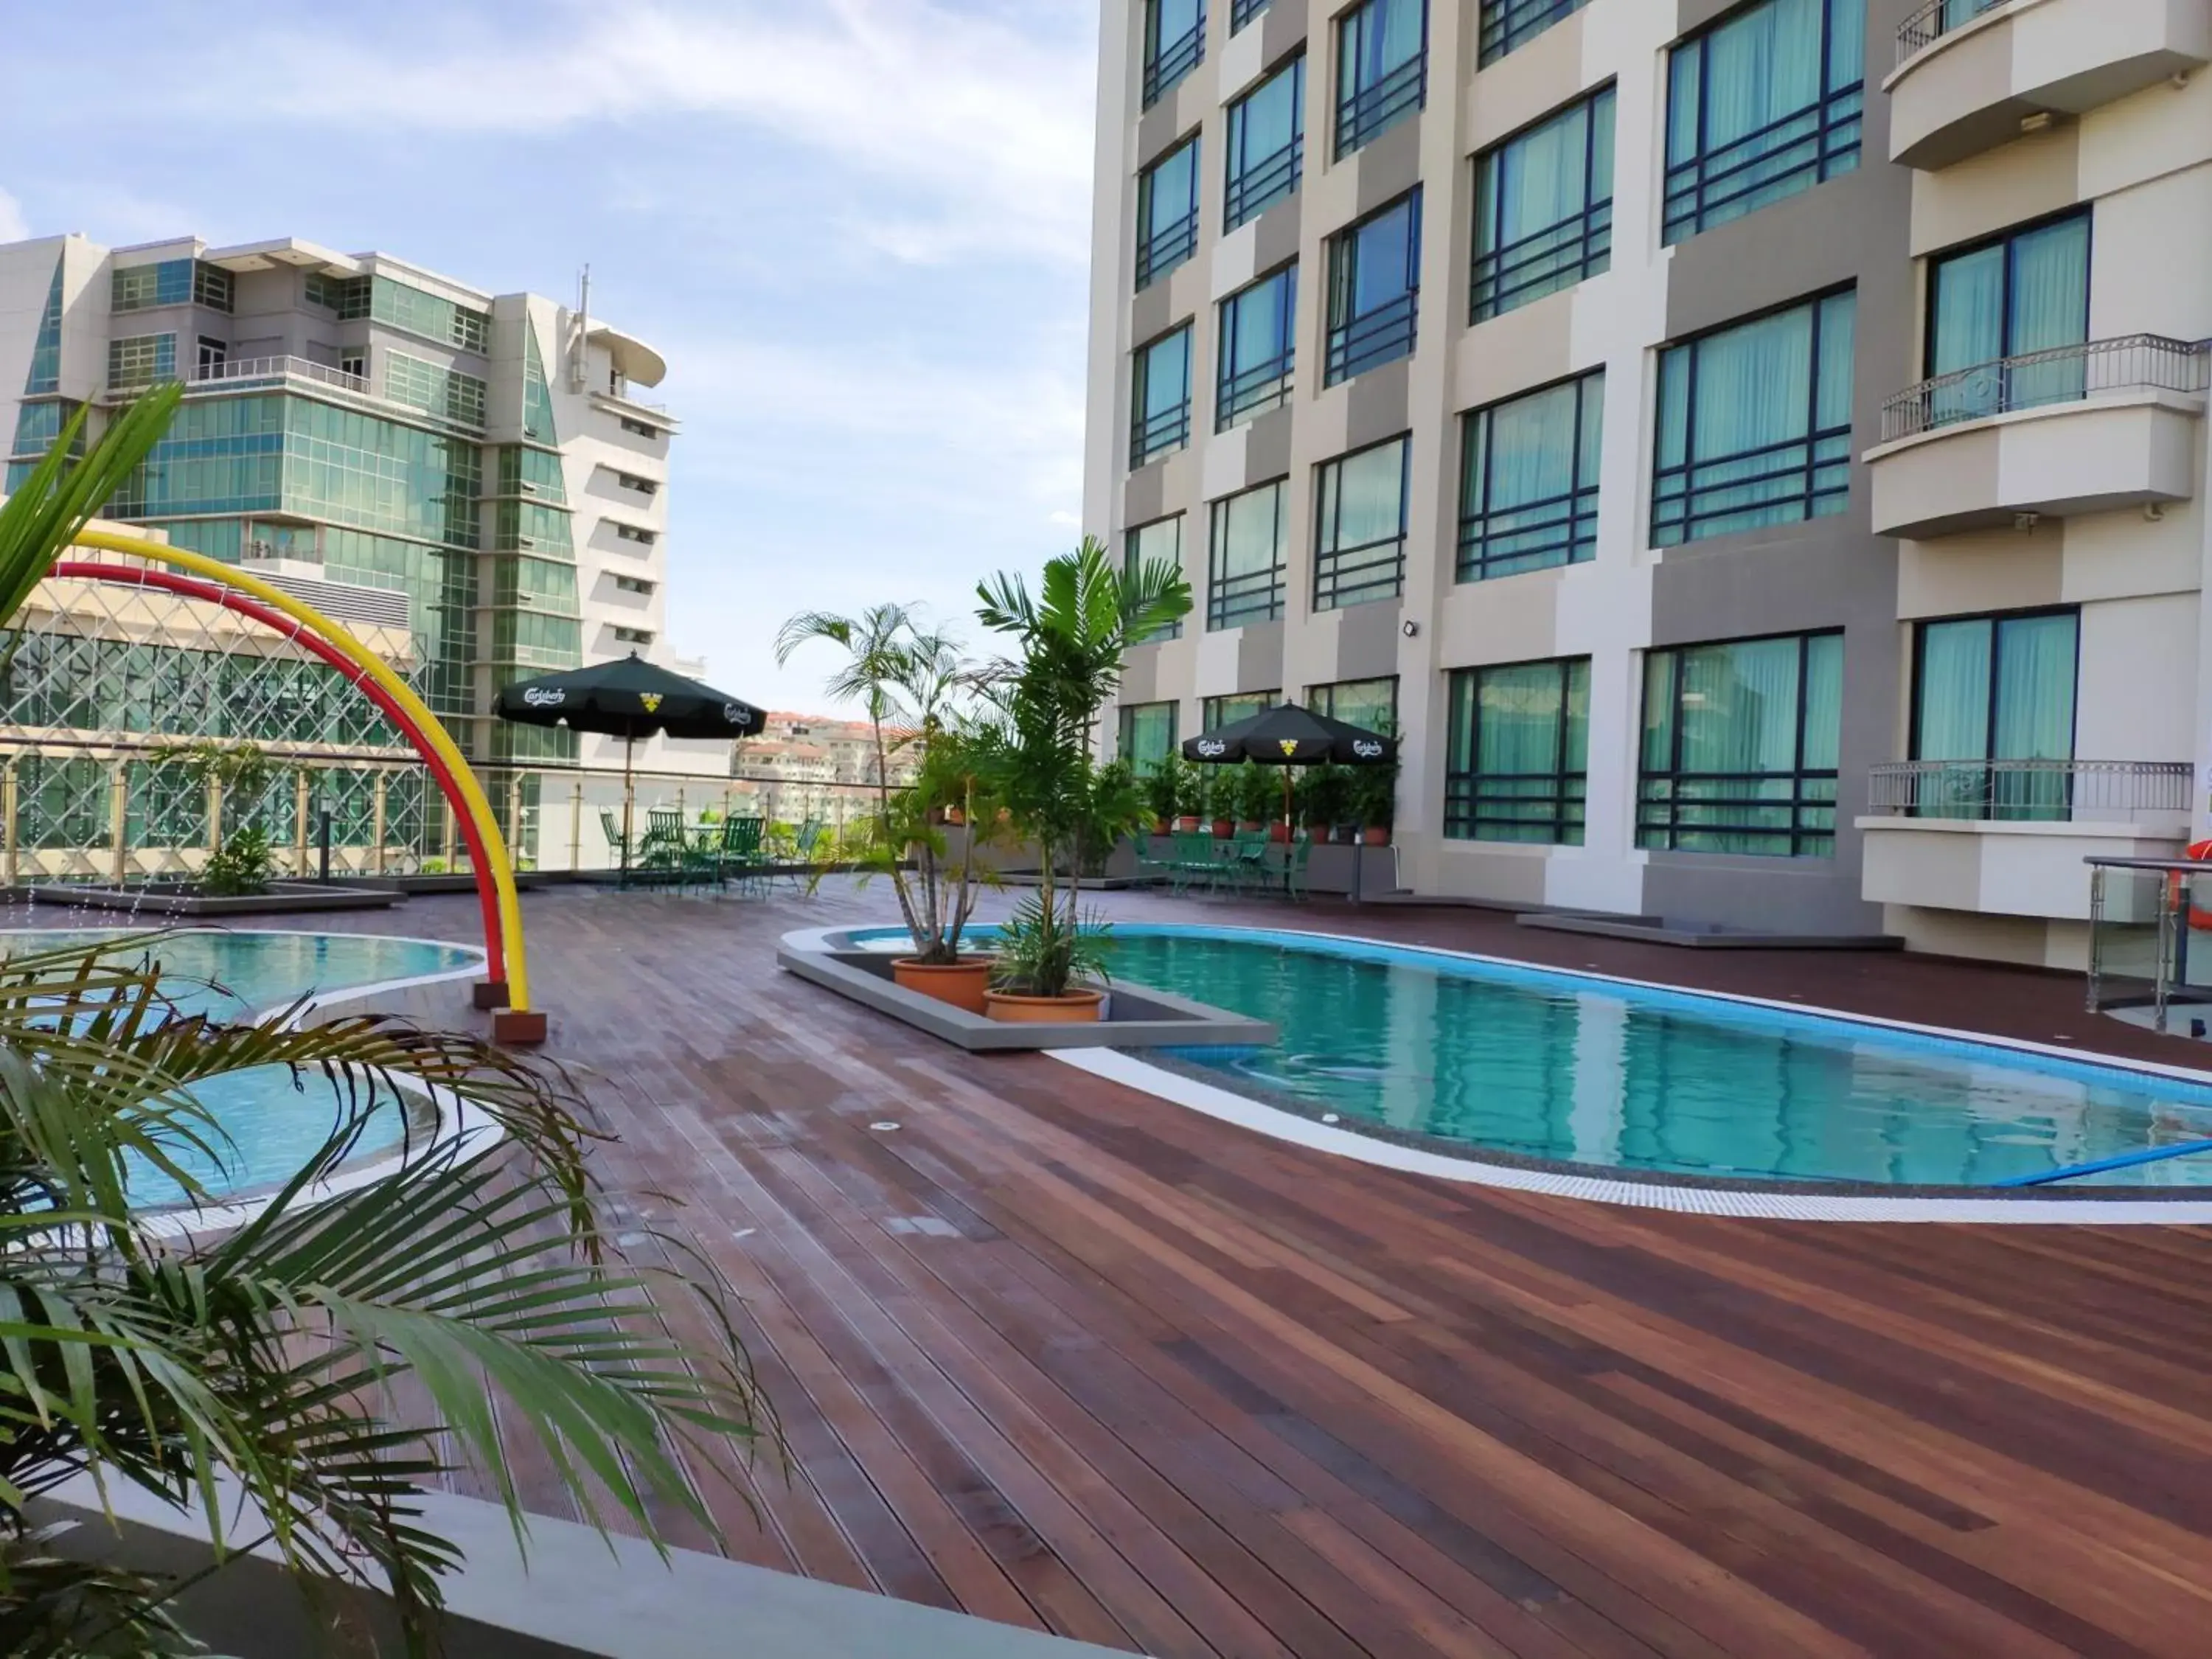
(69, 528), (532, 1014)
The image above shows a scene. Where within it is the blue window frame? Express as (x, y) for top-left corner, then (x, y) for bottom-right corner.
(1472, 85), (1614, 323)
(1663, 0), (1864, 246)
(1924, 211), (2090, 427)
(1313, 435), (1409, 611)
(1136, 136), (1202, 289)
(1208, 479), (1288, 629)
(1231, 0), (1271, 29)
(1653, 289), (1855, 548)
(1910, 608), (2079, 821)
(1638, 631), (1843, 858)
(1447, 658), (1590, 844)
(1326, 189), (1421, 386)
(1130, 325), (1193, 468)
(1144, 0), (1206, 107)
(1126, 515), (1187, 643)
(24, 258), (62, 396)
(1225, 55), (1304, 230)
(1118, 702), (1180, 773)
(1478, 0), (1594, 66)
(1217, 264), (1297, 429)
(1335, 0), (1426, 159)
(1459, 370), (1604, 582)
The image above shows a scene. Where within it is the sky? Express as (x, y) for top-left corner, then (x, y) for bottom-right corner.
(0, 0), (1100, 713)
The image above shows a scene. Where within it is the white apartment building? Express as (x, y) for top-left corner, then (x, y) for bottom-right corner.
(1088, 0), (2212, 967)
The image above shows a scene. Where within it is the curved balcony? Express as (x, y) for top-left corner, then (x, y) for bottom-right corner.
(1887, 0), (2212, 170)
(1865, 335), (2208, 539)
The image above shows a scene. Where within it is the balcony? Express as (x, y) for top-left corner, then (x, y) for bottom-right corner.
(1887, 0), (2212, 170)
(1866, 335), (2208, 538)
(1860, 759), (2193, 920)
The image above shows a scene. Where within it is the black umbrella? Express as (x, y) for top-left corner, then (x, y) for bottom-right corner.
(495, 653), (765, 874)
(1181, 702), (1396, 832)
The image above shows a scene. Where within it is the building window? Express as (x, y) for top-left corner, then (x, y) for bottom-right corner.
(1130, 324), (1193, 467)
(1925, 211), (2090, 428)
(1126, 515), (1186, 642)
(1225, 55), (1304, 229)
(1313, 435), (1408, 611)
(1144, 0), (1206, 107)
(1208, 479), (1287, 630)
(1136, 136), (1202, 289)
(1471, 85), (1614, 323)
(616, 471), (659, 494)
(619, 416), (662, 439)
(1231, 0), (1270, 29)
(338, 351), (367, 383)
(1308, 676), (1397, 734)
(1446, 658), (1588, 844)
(613, 574), (657, 595)
(1912, 610), (2078, 821)
(613, 626), (655, 646)
(1326, 189), (1421, 386)
(192, 262), (234, 313)
(25, 259), (63, 396)
(1459, 369), (1602, 582)
(302, 270), (345, 311)
(1217, 265), (1296, 430)
(195, 336), (228, 379)
(1478, 0), (1594, 66)
(1638, 631), (1843, 858)
(614, 522), (658, 545)
(1663, 0), (1864, 246)
(1653, 289), (1854, 549)
(384, 352), (488, 428)
(1204, 691), (1279, 729)
(1117, 702), (1180, 773)
(107, 333), (176, 389)
(111, 260), (191, 313)
(1335, 0), (1426, 159)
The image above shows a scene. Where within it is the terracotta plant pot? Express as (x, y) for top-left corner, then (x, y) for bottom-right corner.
(1152, 818), (1172, 835)
(1174, 815), (1200, 832)
(1360, 826), (1391, 846)
(1236, 820), (1262, 835)
(1210, 818), (1235, 838)
(984, 988), (1106, 1024)
(892, 956), (995, 1015)
(1267, 821), (1293, 844)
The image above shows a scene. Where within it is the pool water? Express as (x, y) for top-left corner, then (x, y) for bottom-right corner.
(853, 923), (2212, 1189)
(2, 931), (481, 1207)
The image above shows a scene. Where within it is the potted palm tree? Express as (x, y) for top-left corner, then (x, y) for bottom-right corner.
(973, 538), (1191, 1021)
(1203, 768), (1235, 839)
(1353, 755), (1399, 845)
(1143, 754), (1185, 836)
(1233, 762), (1273, 835)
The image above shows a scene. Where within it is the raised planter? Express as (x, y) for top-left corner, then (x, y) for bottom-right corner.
(984, 987), (1105, 1023)
(30, 881), (400, 916)
(892, 956), (995, 1013)
(1360, 827), (1391, 847)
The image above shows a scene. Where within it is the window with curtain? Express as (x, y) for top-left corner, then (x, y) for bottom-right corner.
(1136, 136), (1201, 289)
(1335, 0), (1427, 157)
(1447, 657), (1590, 844)
(1663, 0), (1863, 246)
(1459, 369), (1603, 581)
(1232, 0), (1271, 31)
(1204, 691), (1280, 729)
(1638, 631), (1843, 857)
(1226, 55), (1304, 229)
(1314, 436), (1409, 611)
(1144, 0), (1206, 107)
(1653, 289), (1854, 547)
(1926, 211), (2090, 427)
(1130, 325), (1192, 468)
(1117, 702), (1180, 774)
(1126, 515), (1186, 642)
(1308, 677), (1399, 734)
(1913, 609), (2078, 821)
(1218, 264), (1298, 428)
(1478, 0), (1594, 66)
(1326, 189), (1422, 385)
(1472, 85), (1615, 322)
(1208, 479), (1288, 629)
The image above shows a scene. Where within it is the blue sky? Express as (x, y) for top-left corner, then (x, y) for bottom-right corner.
(0, 0), (1099, 712)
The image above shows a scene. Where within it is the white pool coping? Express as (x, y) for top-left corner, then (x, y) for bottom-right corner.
(1041, 923), (2212, 1225)
(0, 925), (500, 1236)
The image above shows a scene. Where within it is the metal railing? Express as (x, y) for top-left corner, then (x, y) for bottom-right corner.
(1129, 400), (1191, 468)
(1325, 291), (1418, 384)
(1335, 54), (1425, 158)
(1868, 759), (2193, 822)
(1225, 139), (1301, 229)
(1142, 15), (1205, 108)
(1898, 0), (2010, 64)
(1135, 209), (1199, 289)
(1880, 334), (2210, 442)
(1479, 0), (1593, 67)
(189, 355), (371, 397)
(1230, 0), (1270, 29)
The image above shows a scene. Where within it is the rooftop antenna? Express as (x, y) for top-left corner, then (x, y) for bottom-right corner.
(570, 263), (590, 393)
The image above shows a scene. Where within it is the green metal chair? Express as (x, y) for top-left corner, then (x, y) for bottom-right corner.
(783, 818), (827, 892)
(1166, 830), (1218, 897)
(1270, 834), (1313, 902)
(637, 807), (687, 884)
(598, 808), (633, 876)
(714, 815), (768, 896)
(1220, 832), (1272, 897)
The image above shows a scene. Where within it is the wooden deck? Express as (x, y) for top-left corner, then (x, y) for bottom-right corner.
(125, 884), (2212, 1655)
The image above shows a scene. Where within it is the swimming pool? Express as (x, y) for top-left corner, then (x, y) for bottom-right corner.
(1, 930), (484, 1208)
(849, 923), (2212, 1190)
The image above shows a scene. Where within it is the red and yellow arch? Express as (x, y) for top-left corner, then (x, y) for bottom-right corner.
(60, 527), (535, 1034)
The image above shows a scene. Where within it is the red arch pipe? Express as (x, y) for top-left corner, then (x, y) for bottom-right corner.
(51, 561), (508, 986)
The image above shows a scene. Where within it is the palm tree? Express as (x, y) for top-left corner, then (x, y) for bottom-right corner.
(0, 396), (767, 1655)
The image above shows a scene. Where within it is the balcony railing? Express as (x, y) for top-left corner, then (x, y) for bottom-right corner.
(1880, 334), (2211, 442)
(1335, 54), (1425, 158)
(1143, 15), (1205, 108)
(1897, 0), (2009, 64)
(1325, 291), (1417, 384)
(1868, 759), (2193, 822)
(189, 354), (370, 397)
(1478, 0), (1593, 67)
(1135, 209), (1199, 289)
(1225, 139), (1301, 229)
(1130, 400), (1191, 469)
(1230, 0), (1270, 29)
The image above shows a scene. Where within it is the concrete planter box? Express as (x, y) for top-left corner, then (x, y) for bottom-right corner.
(32, 880), (401, 916)
(777, 931), (1274, 1052)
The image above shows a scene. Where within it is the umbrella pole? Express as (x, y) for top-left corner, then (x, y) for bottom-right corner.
(622, 733), (636, 887)
(1281, 769), (1293, 834)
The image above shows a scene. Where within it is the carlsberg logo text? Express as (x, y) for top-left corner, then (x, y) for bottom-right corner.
(522, 688), (566, 709)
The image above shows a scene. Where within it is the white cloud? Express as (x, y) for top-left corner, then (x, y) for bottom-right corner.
(204, 0), (1098, 265)
(1047, 509), (1081, 526)
(0, 187), (28, 243)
